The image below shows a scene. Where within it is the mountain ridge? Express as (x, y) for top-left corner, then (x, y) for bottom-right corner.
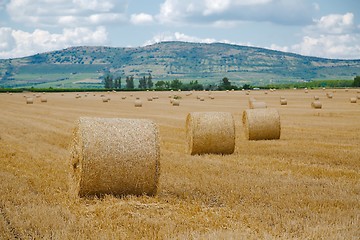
(1, 41), (359, 88)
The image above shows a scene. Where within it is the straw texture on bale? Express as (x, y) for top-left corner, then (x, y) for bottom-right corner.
(70, 117), (160, 197)
(350, 97), (357, 103)
(311, 101), (322, 109)
(134, 100), (142, 107)
(26, 98), (34, 104)
(242, 108), (281, 140)
(186, 112), (235, 155)
(280, 99), (287, 105)
(249, 100), (267, 109)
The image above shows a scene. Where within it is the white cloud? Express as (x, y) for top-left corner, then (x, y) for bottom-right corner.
(130, 13), (154, 25)
(0, 26), (108, 59)
(143, 31), (252, 47)
(157, 0), (314, 25)
(5, 0), (126, 27)
(311, 12), (355, 34)
(269, 12), (360, 59)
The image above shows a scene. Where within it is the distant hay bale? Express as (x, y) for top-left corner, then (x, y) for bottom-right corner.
(264, 91), (268, 94)
(314, 96), (320, 100)
(153, 96), (159, 99)
(40, 97), (47, 103)
(135, 97), (140, 100)
(242, 108), (281, 140)
(36, 94), (41, 98)
(311, 101), (322, 109)
(305, 90), (309, 93)
(70, 117), (160, 197)
(102, 98), (108, 102)
(26, 97), (34, 104)
(209, 95), (215, 99)
(172, 99), (180, 106)
(345, 89), (349, 92)
(357, 90), (360, 94)
(147, 97), (153, 101)
(249, 100), (267, 109)
(280, 96), (286, 100)
(169, 99), (174, 104)
(326, 92), (333, 98)
(350, 97), (357, 103)
(196, 95), (200, 99)
(134, 100), (142, 107)
(357, 95), (360, 100)
(186, 92), (192, 96)
(186, 112), (235, 155)
(121, 96), (126, 100)
(199, 97), (205, 101)
(280, 99), (287, 105)
(100, 94), (105, 97)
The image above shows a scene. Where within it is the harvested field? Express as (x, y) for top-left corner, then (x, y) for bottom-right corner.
(0, 89), (359, 239)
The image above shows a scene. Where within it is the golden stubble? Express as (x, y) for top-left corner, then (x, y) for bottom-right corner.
(0, 89), (359, 239)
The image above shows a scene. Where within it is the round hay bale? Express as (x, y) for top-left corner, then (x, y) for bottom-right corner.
(350, 97), (357, 103)
(199, 97), (205, 101)
(209, 95), (215, 99)
(121, 96), (126, 100)
(147, 97), (153, 101)
(280, 96), (286, 100)
(153, 96), (159, 99)
(357, 95), (360, 100)
(264, 91), (268, 94)
(280, 99), (287, 105)
(242, 108), (281, 140)
(249, 101), (267, 109)
(326, 92), (333, 99)
(40, 97), (47, 103)
(311, 101), (322, 109)
(102, 98), (108, 102)
(186, 112), (235, 155)
(70, 117), (160, 197)
(26, 97), (34, 104)
(134, 100), (142, 107)
(314, 96), (320, 100)
(172, 99), (180, 106)
(304, 90), (309, 93)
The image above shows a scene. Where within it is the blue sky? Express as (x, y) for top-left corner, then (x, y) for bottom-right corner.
(0, 0), (359, 59)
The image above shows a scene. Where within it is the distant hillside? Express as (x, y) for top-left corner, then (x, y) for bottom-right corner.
(0, 41), (359, 88)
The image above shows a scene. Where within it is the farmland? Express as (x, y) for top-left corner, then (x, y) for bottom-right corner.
(0, 89), (359, 239)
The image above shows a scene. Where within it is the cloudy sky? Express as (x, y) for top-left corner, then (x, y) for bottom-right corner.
(0, 0), (359, 59)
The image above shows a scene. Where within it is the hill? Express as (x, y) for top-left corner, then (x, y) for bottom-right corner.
(0, 41), (359, 88)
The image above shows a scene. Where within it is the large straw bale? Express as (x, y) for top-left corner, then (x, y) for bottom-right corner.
(172, 99), (180, 106)
(26, 98), (34, 104)
(311, 101), (322, 109)
(135, 100), (142, 107)
(186, 112), (235, 155)
(326, 92), (333, 98)
(249, 100), (267, 109)
(280, 99), (287, 105)
(242, 108), (281, 140)
(70, 117), (160, 197)
(40, 97), (47, 103)
(350, 97), (357, 103)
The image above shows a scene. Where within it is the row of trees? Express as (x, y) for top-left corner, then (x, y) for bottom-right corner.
(104, 75), (360, 90)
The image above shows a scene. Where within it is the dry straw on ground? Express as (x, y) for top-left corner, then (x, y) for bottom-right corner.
(70, 117), (160, 197)
(242, 108), (281, 140)
(135, 100), (142, 107)
(26, 97), (33, 104)
(311, 101), (322, 109)
(186, 112), (235, 155)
